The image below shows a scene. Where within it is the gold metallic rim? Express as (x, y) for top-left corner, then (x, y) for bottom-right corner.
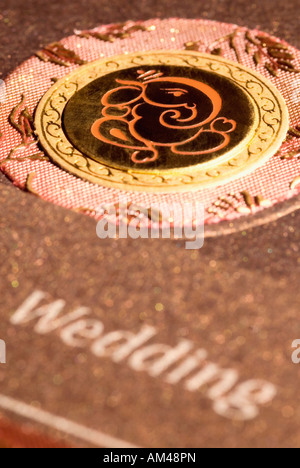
(34, 50), (289, 193)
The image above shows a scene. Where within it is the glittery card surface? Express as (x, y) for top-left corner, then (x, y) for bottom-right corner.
(1, 8), (300, 449)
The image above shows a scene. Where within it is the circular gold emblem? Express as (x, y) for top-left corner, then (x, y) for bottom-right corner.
(35, 51), (289, 192)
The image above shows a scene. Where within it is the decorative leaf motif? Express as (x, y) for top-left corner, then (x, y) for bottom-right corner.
(207, 191), (272, 218)
(0, 95), (48, 168)
(186, 28), (299, 77)
(76, 21), (148, 42)
(246, 32), (299, 76)
(280, 126), (300, 160)
(36, 42), (87, 67)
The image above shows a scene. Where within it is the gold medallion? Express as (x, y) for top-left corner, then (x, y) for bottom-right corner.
(34, 51), (289, 192)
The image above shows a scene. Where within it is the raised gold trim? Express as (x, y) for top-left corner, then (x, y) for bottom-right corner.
(34, 51), (289, 192)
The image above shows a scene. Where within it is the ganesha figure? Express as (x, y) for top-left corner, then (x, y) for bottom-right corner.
(91, 70), (237, 164)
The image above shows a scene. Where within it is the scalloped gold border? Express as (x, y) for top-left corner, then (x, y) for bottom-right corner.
(34, 51), (289, 193)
